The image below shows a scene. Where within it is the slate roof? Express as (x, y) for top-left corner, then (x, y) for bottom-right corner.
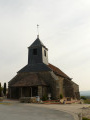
(18, 62), (70, 79)
(9, 63), (71, 87)
(28, 38), (48, 50)
(18, 63), (51, 73)
(48, 63), (71, 79)
(10, 73), (47, 87)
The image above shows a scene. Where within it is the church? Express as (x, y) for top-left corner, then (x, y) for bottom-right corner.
(8, 35), (80, 100)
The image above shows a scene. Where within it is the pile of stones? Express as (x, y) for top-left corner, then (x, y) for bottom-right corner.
(82, 107), (90, 119)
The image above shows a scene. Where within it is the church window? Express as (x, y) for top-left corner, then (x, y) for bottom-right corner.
(44, 50), (46, 56)
(33, 48), (37, 55)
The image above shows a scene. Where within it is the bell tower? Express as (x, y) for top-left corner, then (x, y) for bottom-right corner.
(28, 36), (48, 65)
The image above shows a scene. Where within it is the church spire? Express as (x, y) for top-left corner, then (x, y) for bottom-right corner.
(37, 24), (39, 39)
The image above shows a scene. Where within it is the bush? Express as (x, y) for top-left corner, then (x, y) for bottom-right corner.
(82, 117), (90, 120)
(3, 83), (6, 96)
(84, 99), (90, 104)
(42, 95), (48, 101)
(60, 94), (63, 99)
(0, 83), (2, 97)
(81, 96), (87, 100)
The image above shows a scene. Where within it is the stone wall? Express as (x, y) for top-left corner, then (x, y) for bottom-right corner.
(58, 76), (64, 97)
(63, 78), (80, 100)
(42, 86), (48, 96)
(63, 79), (75, 98)
(37, 72), (57, 99)
(72, 81), (80, 99)
(8, 72), (80, 100)
(38, 86), (42, 98)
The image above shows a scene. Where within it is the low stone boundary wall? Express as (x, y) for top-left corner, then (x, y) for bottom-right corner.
(0, 97), (3, 102)
(20, 97), (37, 103)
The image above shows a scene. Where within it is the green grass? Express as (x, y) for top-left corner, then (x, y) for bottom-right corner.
(84, 99), (90, 104)
(82, 117), (90, 120)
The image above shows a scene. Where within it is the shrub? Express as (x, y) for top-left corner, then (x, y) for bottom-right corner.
(42, 95), (48, 101)
(81, 96), (87, 100)
(3, 83), (6, 96)
(82, 117), (90, 120)
(0, 83), (2, 97)
(60, 94), (63, 99)
(84, 99), (90, 104)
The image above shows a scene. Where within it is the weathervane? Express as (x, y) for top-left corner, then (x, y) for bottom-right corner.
(37, 24), (39, 38)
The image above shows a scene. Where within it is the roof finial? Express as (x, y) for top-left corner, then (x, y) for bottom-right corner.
(37, 24), (39, 38)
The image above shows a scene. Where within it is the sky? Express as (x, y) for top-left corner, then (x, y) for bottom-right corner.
(0, 0), (90, 91)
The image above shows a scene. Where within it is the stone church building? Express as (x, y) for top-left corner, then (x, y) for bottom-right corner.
(8, 36), (80, 100)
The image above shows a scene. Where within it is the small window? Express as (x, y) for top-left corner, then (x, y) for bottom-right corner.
(44, 50), (46, 56)
(33, 49), (37, 55)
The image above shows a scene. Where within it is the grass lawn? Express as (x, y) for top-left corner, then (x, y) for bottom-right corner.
(84, 99), (90, 104)
(83, 118), (90, 120)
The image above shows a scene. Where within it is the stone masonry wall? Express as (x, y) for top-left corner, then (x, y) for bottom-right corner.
(9, 72), (80, 100)
(57, 76), (65, 97)
(37, 72), (58, 99)
(63, 78), (75, 98)
(38, 86), (42, 98)
(72, 81), (80, 100)
(63, 78), (80, 99)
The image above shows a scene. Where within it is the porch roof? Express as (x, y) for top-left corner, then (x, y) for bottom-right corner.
(11, 73), (47, 87)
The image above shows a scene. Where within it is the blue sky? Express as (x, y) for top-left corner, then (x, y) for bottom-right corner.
(0, 0), (90, 91)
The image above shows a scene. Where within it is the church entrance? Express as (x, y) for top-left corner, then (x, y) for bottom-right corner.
(32, 87), (38, 97)
(22, 86), (38, 97)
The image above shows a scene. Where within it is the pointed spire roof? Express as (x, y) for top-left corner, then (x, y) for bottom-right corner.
(28, 37), (48, 50)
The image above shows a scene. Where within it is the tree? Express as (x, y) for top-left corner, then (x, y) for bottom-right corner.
(0, 83), (1, 97)
(3, 83), (6, 96)
(81, 96), (87, 100)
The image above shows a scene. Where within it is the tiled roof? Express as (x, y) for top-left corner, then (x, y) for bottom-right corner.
(48, 63), (71, 79)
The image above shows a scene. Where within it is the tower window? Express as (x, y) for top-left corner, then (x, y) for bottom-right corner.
(44, 50), (46, 57)
(33, 48), (37, 55)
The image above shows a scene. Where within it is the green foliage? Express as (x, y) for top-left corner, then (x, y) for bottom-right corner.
(0, 83), (1, 97)
(81, 96), (87, 100)
(3, 83), (6, 96)
(42, 95), (48, 101)
(60, 94), (63, 99)
(0, 83), (4, 97)
(84, 99), (90, 104)
(82, 117), (90, 120)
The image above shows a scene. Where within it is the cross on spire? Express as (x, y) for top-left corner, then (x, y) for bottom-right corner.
(37, 24), (39, 38)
